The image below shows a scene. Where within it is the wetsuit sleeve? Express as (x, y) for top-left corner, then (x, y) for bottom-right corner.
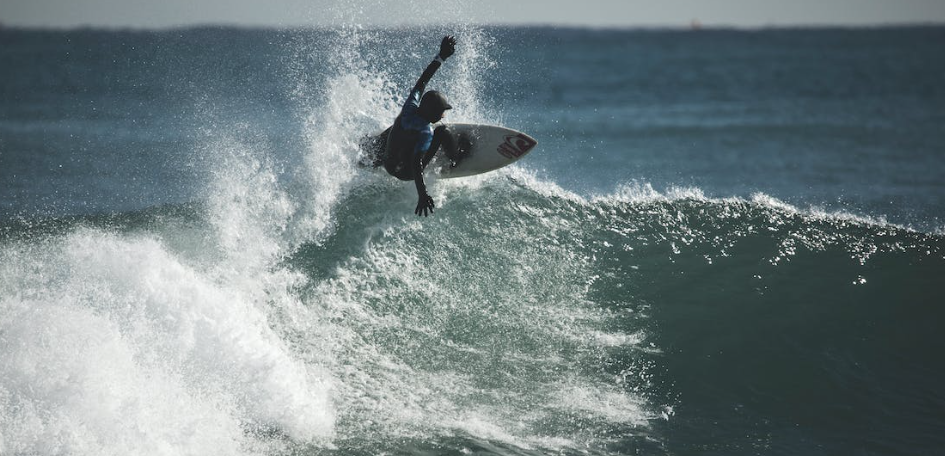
(412, 58), (442, 94)
(413, 151), (427, 196)
(404, 88), (422, 111)
(413, 127), (447, 197)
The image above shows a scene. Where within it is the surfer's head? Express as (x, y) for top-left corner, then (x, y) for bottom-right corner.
(418, 90), (452, 123)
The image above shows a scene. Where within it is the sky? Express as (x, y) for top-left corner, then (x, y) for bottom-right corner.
(2, 0), (944, 29)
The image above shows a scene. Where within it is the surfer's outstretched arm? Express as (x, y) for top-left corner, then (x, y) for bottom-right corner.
(412, 36), (456, 94)
(413, 153), (434, 217)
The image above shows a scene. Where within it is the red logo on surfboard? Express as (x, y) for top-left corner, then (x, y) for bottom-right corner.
(497, 134), (537, 159)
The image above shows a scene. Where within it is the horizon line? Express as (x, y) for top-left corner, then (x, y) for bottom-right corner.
(3, 21), (945, 33)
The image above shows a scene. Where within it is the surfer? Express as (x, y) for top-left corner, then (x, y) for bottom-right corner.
(382, 35), (460, 217)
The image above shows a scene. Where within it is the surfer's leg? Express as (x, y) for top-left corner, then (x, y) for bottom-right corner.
(360, 126), (392, 168)
(383, 137), (413, 181)
(372, 126), (392, 167)
(432, 125), (465, 166)
(383, 156), (413, 181)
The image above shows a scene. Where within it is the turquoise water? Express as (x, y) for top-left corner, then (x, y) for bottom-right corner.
(1, 25), (944, 455)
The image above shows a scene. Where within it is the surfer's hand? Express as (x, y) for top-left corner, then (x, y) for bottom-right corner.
(439, 35), (456, 60)
(415, 192), (435, 217)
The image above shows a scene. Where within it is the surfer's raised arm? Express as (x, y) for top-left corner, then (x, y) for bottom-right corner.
(412, 35), (456, 94)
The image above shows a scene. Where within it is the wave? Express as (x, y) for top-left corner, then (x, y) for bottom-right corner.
(3, 163), (944, 454)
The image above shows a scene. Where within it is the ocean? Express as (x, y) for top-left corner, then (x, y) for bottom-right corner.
(1, 24), (944, 455)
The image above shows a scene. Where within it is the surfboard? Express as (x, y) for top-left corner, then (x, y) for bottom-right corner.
(359, 123), (537, 179)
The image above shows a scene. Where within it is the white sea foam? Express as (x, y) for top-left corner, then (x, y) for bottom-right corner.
(0, 230), (333, 455)
(551, 382), (651, 426)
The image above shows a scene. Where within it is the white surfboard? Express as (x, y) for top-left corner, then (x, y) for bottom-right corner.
(359, 123), (537, 179)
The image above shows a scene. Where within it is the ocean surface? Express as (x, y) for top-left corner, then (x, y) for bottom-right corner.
(2, 24), (944, 455)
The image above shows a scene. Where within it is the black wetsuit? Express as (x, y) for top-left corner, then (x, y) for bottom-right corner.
(383, 58), (451, 185)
